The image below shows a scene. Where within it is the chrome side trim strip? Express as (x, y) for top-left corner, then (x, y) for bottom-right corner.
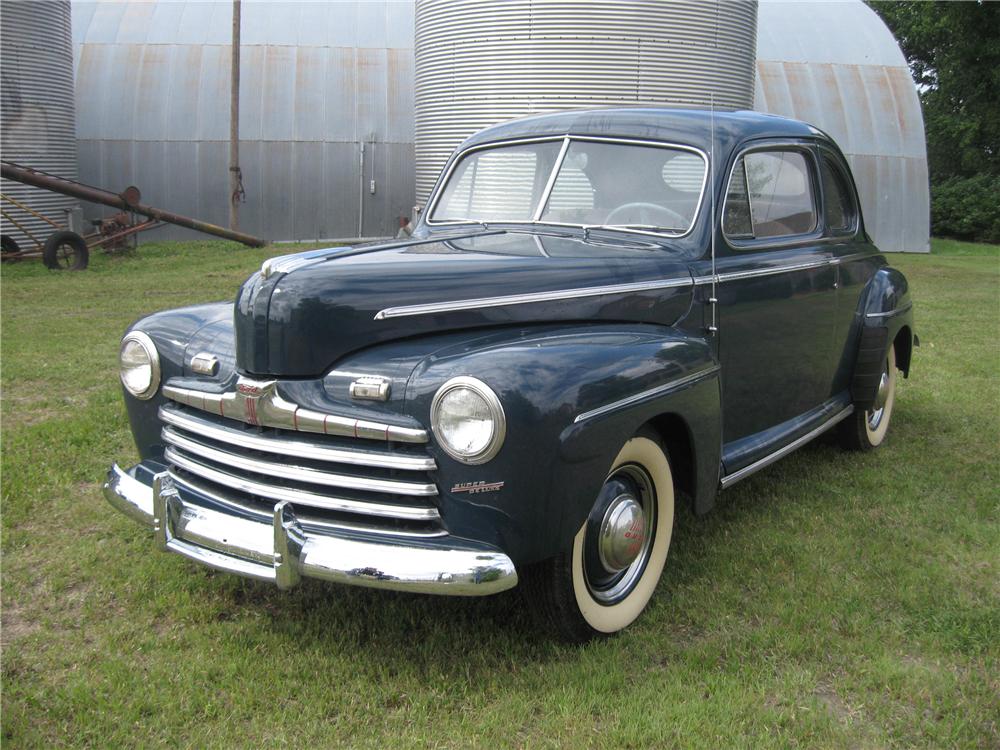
(693, 252), (876, 285)
(866, 301), (912, 319)
(165, 449), (441, 520)
(719, 405), (854, 488)
(574, 365), (720, 424)
(164, 433), (437, 497)
(375, 277), (693, 320)
(159, 407), (436, 471)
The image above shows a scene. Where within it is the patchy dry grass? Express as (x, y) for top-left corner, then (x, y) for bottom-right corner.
(2, 239), (998, 748)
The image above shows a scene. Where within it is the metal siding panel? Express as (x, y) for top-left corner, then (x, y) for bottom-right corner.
(292, 141), (326, 239)
(197, 44), (230, 142)
(238, 139), (264, 238)
(297, 3), (333, 48)
(84, 2), (128, 43)
(71, 2), (99, 44)
(134, 44), (172, 141)
(885, 66), (926, 159)
(115, 2), (155, 44)
(133, 140), (167, 209)
(293, 47), (328, 142)
(388, 142), (416, 225)
(202, 3), (232, 46)
(146, 3), (187, 45)
(174, 3), (214, 45)
(324, 142), (360, 236)
(238, 44), (265, 141)
(903, 157), (930, 252)
(196, 140), (230, 231)
(261, 46), (296, 141)
(326, 2), (360, 49)
(386, 1), (415, 49)
(387, 48), (415, 142)
(261, 141), (295, 240)
(324, 48), (358, 142)
(167, 45), (205, 141)
(74, 45), (106, 140)
(357, 47), (388, 140)
(163, 140), (200, 223)
(356, 2), (388, 49)
(859, 65), (902, 158)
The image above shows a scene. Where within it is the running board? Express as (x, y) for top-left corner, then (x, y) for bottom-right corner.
(720, 405), (854, 488)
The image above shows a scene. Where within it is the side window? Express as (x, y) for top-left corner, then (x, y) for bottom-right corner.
(724, 150), (818, 241)
(820, 155), (857, 233)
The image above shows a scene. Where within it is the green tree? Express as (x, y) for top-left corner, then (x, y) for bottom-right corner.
(869, 1), (1000, 241)
(869, 0), (1000, 180)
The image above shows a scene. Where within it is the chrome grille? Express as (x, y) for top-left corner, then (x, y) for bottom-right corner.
(158, 405), (442, 534)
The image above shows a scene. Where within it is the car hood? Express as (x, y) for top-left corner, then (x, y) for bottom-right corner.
(235, 229), (695, 377)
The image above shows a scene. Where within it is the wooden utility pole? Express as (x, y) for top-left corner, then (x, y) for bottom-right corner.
(229, 0), (242, 231)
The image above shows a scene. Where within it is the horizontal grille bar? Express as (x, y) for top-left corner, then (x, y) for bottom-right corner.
(159, 407), (436, 472)
(163, 429), (437, 497)
(165, 448), (441, 521)
(170, 471), (447, 539)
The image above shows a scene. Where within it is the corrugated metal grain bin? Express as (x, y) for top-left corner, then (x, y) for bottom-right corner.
(754, 0), (929, 253)
(414, 0), (758, 204)
(71, 0), (415, 242)
(1, 0), (79, 248)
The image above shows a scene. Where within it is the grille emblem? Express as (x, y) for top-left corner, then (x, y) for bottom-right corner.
(234, 378), (275, 426)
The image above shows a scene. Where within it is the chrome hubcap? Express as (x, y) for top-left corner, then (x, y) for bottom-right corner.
(584, 464), (656, 604)
(598, 494), (646, 573)
(868, 367), (890, 430)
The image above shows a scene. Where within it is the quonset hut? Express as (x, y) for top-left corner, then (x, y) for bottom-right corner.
(70, 0), (928, 251)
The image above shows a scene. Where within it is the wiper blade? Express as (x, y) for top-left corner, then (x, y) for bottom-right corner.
(605, 224), (685, 234)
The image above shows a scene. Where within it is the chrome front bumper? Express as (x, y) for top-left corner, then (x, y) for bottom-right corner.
(103, 463), (518, 595)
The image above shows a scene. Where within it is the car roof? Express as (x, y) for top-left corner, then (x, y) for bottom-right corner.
(460, 107), (824, 153)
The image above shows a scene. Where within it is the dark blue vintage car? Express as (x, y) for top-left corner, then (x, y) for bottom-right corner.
(106, 108), (915, 640)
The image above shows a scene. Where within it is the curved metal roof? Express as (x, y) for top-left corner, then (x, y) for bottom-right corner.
(754, 0), (929, 252)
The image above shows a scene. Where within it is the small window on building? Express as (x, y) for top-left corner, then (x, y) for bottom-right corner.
(821, 155), (856, 233)
(724, 150), (818, 241)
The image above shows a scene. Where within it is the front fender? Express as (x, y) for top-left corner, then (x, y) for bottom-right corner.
(405, 323), (720, 566)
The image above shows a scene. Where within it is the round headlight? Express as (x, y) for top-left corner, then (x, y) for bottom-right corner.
(431, 376), (506, 464)
(119, 331), (160, 400)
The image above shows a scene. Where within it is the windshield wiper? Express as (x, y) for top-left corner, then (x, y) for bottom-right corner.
(602, 224), (685, 234)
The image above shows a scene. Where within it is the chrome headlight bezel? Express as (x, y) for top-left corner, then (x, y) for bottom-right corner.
(430, 376), (506, 464)
(119, 330), (161, 400)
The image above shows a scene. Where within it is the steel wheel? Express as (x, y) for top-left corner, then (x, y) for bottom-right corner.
(528, 428), (675, 641)
(840, 343), (897, 450)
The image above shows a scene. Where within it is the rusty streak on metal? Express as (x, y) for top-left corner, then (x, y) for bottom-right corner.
(0, 161), (266, 247)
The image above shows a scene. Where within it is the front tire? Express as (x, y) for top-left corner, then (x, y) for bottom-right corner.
(840, 343), (897, 450)
(528, 429), (675, 641)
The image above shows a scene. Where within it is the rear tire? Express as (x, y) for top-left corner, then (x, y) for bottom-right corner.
(840, 344), (896, 450)
(527, 428), (675, 642)
(42, 230), (89, 271)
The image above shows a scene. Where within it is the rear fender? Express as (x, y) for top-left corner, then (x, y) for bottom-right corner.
(852, 267), (916, 408)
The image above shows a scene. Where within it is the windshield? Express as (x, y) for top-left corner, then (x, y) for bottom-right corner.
(430, 137), (707, 236)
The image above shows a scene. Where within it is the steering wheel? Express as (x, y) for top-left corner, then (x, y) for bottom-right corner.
(604, 202), (687, 229)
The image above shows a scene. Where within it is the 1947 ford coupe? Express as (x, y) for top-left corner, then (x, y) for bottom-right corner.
(105, 109), (915, 640)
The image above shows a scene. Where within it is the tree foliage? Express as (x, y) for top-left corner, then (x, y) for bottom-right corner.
(869, 1), (1000, 181)
(869, 1), (1000, 241)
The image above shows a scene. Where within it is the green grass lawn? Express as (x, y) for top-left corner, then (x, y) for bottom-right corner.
(2, 239), (998, 748)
